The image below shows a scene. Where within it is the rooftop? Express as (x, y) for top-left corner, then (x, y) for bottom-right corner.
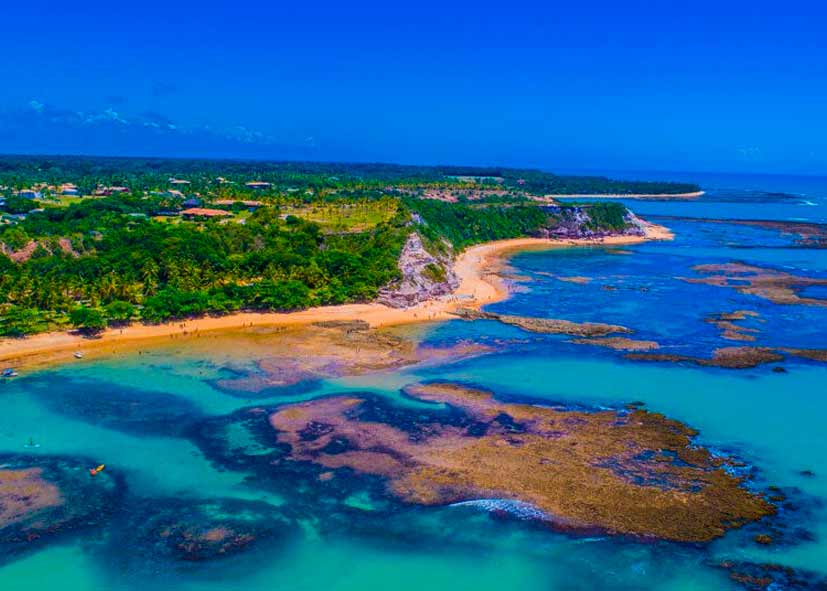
(180, 207), (233, 218)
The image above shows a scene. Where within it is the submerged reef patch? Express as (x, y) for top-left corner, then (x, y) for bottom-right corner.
(26, 375), (203, 437)
(570, 336), (660, 351)
(0, 454), (122, 565)
(716, 560), (827, 591)
(626, 347), (784, 369)
(268, 382), (775, 543)
(682, 262), (827, 306)
(211, 322), (490, 396)
(453, 308), (631, 337)
(706, 310), (762, 342)
(782, 348), (827, 363)
(105, 497), (295, 565)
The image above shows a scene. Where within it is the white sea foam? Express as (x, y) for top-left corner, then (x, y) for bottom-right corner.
(450, 498), (549, 521)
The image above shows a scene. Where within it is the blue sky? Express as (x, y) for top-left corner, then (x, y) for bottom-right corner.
(1, 0), (825, 174)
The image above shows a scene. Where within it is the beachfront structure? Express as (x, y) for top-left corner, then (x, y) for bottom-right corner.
(245, 181), (271, 189)
(180, 207), (233, 220)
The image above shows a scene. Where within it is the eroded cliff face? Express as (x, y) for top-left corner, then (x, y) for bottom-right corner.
(379, 205), (644, 308)
(535, 205), (646, 239)
(377, 233), (458, 308)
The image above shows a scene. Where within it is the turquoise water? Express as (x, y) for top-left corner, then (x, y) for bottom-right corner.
(2, 171), (827, 590)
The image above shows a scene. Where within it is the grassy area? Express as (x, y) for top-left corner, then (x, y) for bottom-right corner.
(281, 199), (398, 233)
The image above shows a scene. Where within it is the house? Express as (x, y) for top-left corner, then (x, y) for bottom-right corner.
(245, 181), (271, 190)
(182, 197), (202, 208)
(17, 190), (42, 199)
(93, 186), (129, 196)
(164, 189), (186, 199)
(169, 178), (191, 186)
(60, 183), (80, 195)
(180, 207), (233, 220)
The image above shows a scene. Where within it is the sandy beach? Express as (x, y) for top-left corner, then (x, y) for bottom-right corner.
(0, 223), (672, 370)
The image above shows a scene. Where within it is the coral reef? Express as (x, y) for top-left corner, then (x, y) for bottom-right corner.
(1, 454), (121, 563)
(570, 336), (660, 351)
(106, 497), (294, 563)
(682, 263), (827, 306)
(627, 347), (784, 369)
(706, 310), (762, 342)
(212, 322), (490, 396)
(452, 308), (631, 337)
(716, 561), (827, 591)
(269, 382), (774, 542)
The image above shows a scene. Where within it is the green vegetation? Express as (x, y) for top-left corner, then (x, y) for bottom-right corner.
(69, 306), (107, 335)
(408, 199), (549, 249)
(583, 202), (629, 231)
(0, 194), (408, 335)
(0, 156), (669, 337)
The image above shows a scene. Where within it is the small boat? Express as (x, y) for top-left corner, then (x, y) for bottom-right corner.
(74, 352), (84, 359)
(2, 368), (18, 378)
(89, 464), (106, 477)
(24, 437), (40, 449)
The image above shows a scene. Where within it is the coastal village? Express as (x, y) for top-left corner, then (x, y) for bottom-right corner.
(1, 177), (273, 226)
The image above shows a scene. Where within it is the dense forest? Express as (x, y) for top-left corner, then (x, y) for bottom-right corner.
(0, 156), (661, 336)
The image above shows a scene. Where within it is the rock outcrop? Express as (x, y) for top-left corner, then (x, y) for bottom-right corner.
(535, 205), (646, 239)
(378, 233), (458, 308)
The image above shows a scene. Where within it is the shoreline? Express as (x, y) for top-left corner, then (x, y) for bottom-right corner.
(0, 223), (672, 371)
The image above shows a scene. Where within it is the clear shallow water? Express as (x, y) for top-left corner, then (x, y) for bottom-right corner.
(2, 172), (827, 590)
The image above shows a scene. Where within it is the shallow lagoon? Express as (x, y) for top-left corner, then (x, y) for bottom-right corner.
(2, 172), (826, 590)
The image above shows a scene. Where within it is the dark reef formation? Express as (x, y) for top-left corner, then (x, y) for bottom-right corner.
(26, 375), (204, 437)
(716, 561), (827, 591)
(105, 497), (295, 564)
(0, 454), (122, 564)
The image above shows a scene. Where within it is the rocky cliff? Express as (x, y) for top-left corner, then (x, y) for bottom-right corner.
(535, 204), (646, 239)
(377, 233), (458, 308)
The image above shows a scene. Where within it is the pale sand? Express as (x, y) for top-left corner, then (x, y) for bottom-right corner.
(0, 223), (672, 370)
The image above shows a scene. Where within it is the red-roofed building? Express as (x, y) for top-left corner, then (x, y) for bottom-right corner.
(180, 207), (233, 220)
(214, 199), (263, 208)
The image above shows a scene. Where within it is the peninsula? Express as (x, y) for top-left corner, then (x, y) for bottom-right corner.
(0, 156), (678, 367)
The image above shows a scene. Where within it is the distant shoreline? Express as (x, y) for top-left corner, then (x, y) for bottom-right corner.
(0, 223), (672, 371)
